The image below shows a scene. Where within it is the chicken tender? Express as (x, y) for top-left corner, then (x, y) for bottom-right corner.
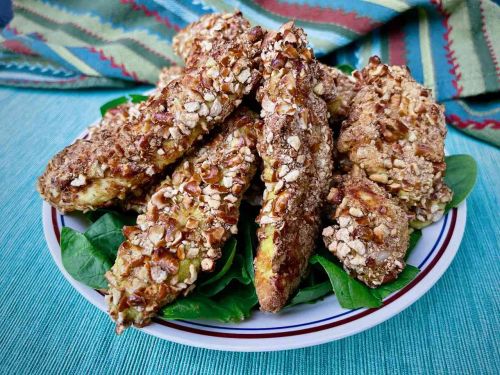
(37, 25), (264, 213)
(254, 22), (333, 312)
(338, 56), (452, 228)
(106, 108), (263, 333)
(322, 167), (409, 287)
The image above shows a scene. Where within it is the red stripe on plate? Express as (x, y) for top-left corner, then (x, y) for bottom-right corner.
(52, 207), (60, 244)
(51, 207), (456, 338)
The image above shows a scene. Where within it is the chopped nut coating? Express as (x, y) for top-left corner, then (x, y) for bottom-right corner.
(313, 63), (359, 122)
(322, 168), (409, 287)
(156, 65), (184, 91)
(172, 12), (357, 127)
(90, 66), (183, 141)
(338, 56), (452, 228)
(254, 22), (333, 312)
(106, 108), (263, 333)
(37, 26), (263, 213)
(173, 12), (251, 67)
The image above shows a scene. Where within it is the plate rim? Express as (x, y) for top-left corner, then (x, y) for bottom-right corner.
(43, 201), (466, 352)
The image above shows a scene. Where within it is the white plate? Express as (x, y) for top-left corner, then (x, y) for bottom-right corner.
(42, 128), (467, 352)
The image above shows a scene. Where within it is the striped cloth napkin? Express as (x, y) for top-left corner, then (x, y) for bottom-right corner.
(0, 0), (498, 146)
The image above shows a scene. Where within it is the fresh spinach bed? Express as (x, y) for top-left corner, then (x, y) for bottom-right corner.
(60, 154), (476, 322)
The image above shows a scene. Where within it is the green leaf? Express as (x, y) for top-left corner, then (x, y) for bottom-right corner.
(287, 281), (332, 307)
(160, 284), (258, 322)
(335, 64), (355, 74)
(84, 209), (137, 225)
(100, 94), (149, 116)
(406, 229), (422, 260)
(199, 237), (237, 287)
(309, 252), (421, 310)
(61, 227), (111, 289)
(100, 96), (128, 116)
(198, 255), (251, 297)
(239, 205), (258, 282)
(310, 255), (381, 309)
(444, 154), (477, 212)
(84, 213), (128, 262)
(84, 209), (115, 223)
(129, 94), (149, 103)
(370, 265), (420, 300)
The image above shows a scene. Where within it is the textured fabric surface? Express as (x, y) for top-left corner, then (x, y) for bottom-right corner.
(0, 87), (498, 374)
(0, 0), (499, 146)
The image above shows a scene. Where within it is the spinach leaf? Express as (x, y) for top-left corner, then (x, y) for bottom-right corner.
(84, 209), (137, 225)
(336, 64), (355, 74)
(406, 230), (422, 260)
(84, 213), (128, 261)
(129, 94), (149, 103)
(310, 255), (382, 309)
(239, 205), (258, 282)
(198, 255), (251, 297)
(444, 154), (477, 212)
(370, 265), (420, 300)
(99, 94), (149, 116)
(61, 213), (132, 289)
(287, 281), (332, 307)
(199, 238), (237, 288)
(99, 96), (128, 116)
(61, 227), (111, 289)
(84, 209), (115, 223)
(309, 255), (421, 309)
(160, 284), (258, 322)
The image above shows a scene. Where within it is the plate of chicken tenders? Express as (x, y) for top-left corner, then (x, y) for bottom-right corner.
(39, 13), (476, 351)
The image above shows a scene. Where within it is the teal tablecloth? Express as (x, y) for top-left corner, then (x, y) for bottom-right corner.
(0, 87), (498, 374)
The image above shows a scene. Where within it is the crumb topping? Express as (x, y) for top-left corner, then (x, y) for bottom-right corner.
(322, 168), (409, 287)
(106, 108), (262, 333)
(338, 56), (452, 227)
(37, 25), (264, 213)
(173, 12), (251, 67)
(254, 22), (333, 312)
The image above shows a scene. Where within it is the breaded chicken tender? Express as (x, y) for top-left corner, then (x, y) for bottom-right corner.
(338, 56), (452, 228)
(106, 108), (263, 333)
(37, 25), (264, 213)
(254, 22), (333, 312)
(322, 167), (409, 287)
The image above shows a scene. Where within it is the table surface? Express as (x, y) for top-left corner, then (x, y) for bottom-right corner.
(0, 86), (498, 374)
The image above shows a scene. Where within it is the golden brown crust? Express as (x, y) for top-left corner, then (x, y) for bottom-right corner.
(106, 108), (263, 333)
(322, 167), (409, 287)
(37, 26), (264, 213)
(338, 56), (452, 228)
(254, 22), (333, 312)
